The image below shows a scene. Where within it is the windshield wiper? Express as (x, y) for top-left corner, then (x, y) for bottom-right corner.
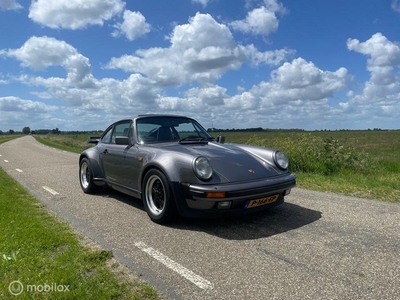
(179, 136), (209, 144)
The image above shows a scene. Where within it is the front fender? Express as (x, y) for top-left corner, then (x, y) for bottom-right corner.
(139, 151), (195, 183)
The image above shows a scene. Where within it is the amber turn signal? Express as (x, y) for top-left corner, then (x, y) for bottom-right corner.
(206, 191), (226, 198)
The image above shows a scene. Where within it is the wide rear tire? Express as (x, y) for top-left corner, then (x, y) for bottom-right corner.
(79, 158), (102, 194)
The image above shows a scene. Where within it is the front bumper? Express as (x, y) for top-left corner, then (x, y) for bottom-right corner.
(172, 173), (296, 218)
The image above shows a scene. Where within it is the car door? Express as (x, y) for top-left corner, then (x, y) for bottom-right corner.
(113, 122), (141, 190)
(101, 121), (133, 184)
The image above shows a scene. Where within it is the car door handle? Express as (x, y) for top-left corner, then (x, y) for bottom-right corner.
(103, 149), (108, 154)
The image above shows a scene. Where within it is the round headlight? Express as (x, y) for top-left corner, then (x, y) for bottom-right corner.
(274, 151), (289, 170)
(193, 157), (213, 180)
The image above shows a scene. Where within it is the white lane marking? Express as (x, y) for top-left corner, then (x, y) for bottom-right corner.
(15, 169), (23, 173)
(4, 160), (9, 163)
(135, 241), (213, 291)
(42, 186), (59, 195)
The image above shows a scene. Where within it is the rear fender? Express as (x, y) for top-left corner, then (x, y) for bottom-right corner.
(79, 148), (105, 182)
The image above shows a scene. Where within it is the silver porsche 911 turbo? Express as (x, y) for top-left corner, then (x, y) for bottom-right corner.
(79, 115), (296, 223)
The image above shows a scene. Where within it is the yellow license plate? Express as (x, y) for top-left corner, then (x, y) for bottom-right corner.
(245, 194), (279, 209)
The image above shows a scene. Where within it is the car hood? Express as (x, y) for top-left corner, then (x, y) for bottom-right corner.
(164, 142), (280, 182)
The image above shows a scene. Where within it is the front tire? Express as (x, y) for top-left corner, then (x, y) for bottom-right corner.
(79, 158), (102, 194)
(142, 169), (176, 223)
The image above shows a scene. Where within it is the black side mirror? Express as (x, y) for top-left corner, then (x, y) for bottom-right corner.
(216, 135), (225, 143)
(115, 136), (130, 145)
(87, 137), (100, 144)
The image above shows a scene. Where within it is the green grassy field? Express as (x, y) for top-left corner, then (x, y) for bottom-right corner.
(0, 138), (162, 300)
(220, 130), (400, 202)
(35, 130), (400, 202)
(0, 135), (22, 144)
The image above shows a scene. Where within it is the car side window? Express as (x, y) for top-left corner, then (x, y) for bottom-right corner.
(101, 127), (113, 144)
(111, 122), (132, 144)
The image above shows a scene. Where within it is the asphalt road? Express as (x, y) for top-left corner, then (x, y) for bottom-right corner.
(1, 136), (399, 300)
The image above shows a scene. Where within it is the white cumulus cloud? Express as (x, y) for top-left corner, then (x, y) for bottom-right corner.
(106, 13), (292, 86)
(0, 96), (58, 112)
(191, 0), (212, 7)
(4, 36), (94, 87)
(347, 33), (400, 92)
(0, 96), (59, 130)
(0, 0), (22, 10)
(230, 0), (287, 36)
(345, 33), (400, 119)
(112, 10), (151, 41)
(392, 0), (400, 13)
(28, 0), (125, 29)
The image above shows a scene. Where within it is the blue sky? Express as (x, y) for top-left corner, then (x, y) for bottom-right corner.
(1, 0), (400, 132)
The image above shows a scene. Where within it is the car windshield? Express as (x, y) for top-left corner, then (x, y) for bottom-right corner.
(136, 116), (213, 144)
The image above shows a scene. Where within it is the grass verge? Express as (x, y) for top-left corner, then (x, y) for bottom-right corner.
(295, 172), (400, 202)
(34, 135), (91, 153)
(0, 168), (161, 299)
(0, 135), (22, 144)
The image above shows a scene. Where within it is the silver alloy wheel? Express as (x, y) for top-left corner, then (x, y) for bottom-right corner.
(145, 174), (166, 216)
(80, 160), (90, 189)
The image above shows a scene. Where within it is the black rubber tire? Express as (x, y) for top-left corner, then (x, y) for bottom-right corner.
(142, 169), (176, 223)
(79, 158), (102, 194)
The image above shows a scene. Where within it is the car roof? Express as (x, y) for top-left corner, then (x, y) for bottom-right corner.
(137, 114), (189, 118)
(133, 114), (196, 122)
(109, 115), (196, 126)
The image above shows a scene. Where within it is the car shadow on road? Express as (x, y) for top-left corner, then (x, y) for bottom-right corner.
(169, 203), (322, 240)
(98, 188), (146, 210)
(100, 189), (321, 240)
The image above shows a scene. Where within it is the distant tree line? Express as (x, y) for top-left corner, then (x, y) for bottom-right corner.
(30, 128), (60, 135)
(207, 127), (305, 132)
(0, 129), (16, 135)
(29, 128), (103, 135)
(0, 126), (395, 135)
(61, 130), (103, 134)
(0, 127), (62, 135)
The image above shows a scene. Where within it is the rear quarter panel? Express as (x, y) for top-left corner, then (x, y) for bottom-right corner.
(80, 145), (105, 180)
